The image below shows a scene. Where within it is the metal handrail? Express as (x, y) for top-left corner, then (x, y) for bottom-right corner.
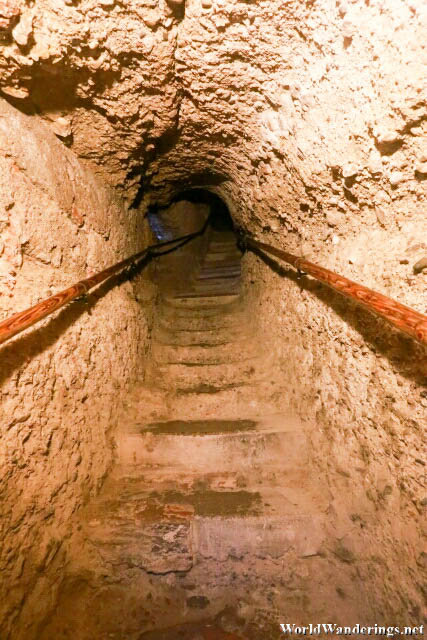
(246, 238), (427, 348)
(0, 215), (212, 347)
(0, 216), (425, 349)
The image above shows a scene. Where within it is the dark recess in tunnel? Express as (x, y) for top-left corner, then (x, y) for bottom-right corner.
(147, 189), (235, 241)
(171, 189), (234, 231)
(147, 189), (240, 297)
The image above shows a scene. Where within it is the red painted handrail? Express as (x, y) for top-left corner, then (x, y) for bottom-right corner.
(247, 238), (427, 347)
(0, 247), (149, 346)
(1, 223), (425, 348)
(0, 219), (211, 347)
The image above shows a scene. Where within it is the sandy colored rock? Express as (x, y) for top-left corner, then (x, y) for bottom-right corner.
(0, 99), (156, 638)
(0, 0), (426, 636)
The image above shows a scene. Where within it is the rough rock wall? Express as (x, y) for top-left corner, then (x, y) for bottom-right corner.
(0, 99), (155, 639)
(241, 246), (426, 625)
(0, 0), (426, 628)
(0, 0), (182, 205)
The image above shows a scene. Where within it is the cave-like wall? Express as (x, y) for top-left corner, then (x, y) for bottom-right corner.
(0, 0), (426, 632)
(0, 99), (155, 639)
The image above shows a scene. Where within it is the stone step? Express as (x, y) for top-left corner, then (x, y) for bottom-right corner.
(151, 340), (260, 365)
(117, 418), (308, 473)
(208, 239), (238, 248)
(146, 357), (265, 392)
(176, 288), (240, 299)
(210, 230), (236, 238)
(163, 294), (240, 309)
(209, 234), (237, 243)
(126, 413), (308, 435)
(204, 243), (239, 250)
(193, 512), (325, 561)
(158, 311), (249, 332)
(167, 378), (285, 413)
(207, 242), (239, 251)
(160, 300), (242, 320)
(173, 289), (240, 299)
(204, 252), (241, 262)
(114, 466), (325, 508)
(196, 267), (241, 278)
(204, 242), (239, 250)
(139, 622), (248, 640)
(81, 485), (195, 574)
(192, 279), (239, 290)
(81, 480), (326, 574)
(200, 254), (242, 273)
(189, 283), (240, 294)
(191, 276), (240, 287)
(123, 380), (287, 426)
(153, 328), (253, 348)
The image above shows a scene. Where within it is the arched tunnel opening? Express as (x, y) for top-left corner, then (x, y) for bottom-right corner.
(148, 189), (235, 241)
(0, 2), (426, 639)
(147, 189), (242, 304)
(171, 189), (234, 232)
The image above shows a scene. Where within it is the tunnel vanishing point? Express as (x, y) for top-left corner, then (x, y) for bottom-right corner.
(0, 0), (426, 638)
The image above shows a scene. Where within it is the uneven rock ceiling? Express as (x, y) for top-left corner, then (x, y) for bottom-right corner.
(0, 0), (426, 241)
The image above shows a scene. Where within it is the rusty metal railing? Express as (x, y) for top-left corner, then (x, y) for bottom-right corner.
(246, 238), (427, 348)
(0, 215), (212, 347)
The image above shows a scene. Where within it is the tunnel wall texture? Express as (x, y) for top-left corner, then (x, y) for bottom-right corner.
(0, 0), (426, 630)
(0, 99), (155, 638)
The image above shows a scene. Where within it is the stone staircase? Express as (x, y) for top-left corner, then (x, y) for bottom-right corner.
(45, 229), (329, 640)
(146, 230), (260, 395)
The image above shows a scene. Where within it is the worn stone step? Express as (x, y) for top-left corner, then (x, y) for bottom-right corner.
(205, 241), (239, 248)
(208, 238), (238, 248)
(145, 376), (285, 417)
(196, 267), (240, 278)
(210, 230), (237, 239)
(204, 252), (241, 262)
(207, 242), (239, 251)
(120, 412), (308, 436)
(151, 341), (260, 365)
(173, 290), (240, 299)
(158, 311), (249, 332)
(204, 248), (239, 256)
(189, 283), (240, 294)
(153, 328), (253, 348)
(81, 481), (325, 574)
(191, 276), (240, 287)
(193, 513), (325, 561)
(122, 380), (287, 429)
(163, 294), (240, 309)
(209, 234), (237, 242)
(176, 289), (240, 299)
(160, 300), (242, 320)
(201, 248), (242, 260)
(140, 622), (248, 640)
(114, 467), (326, 509)
(81, 484), (195, 574)
(146, 357), (265, 392)
(117, 420), (308, 473)
(126, 413), (309, 435)
(198, 268), (240, 279)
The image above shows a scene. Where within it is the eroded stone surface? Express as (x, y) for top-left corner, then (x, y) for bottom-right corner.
(0, 0), (426, 637)
(0, 99), (156, 639)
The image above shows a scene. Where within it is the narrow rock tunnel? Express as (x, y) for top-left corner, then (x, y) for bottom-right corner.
(0, 0), (426, 638)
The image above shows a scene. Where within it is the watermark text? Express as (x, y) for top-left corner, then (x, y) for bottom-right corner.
(279, 624), (424, 637)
